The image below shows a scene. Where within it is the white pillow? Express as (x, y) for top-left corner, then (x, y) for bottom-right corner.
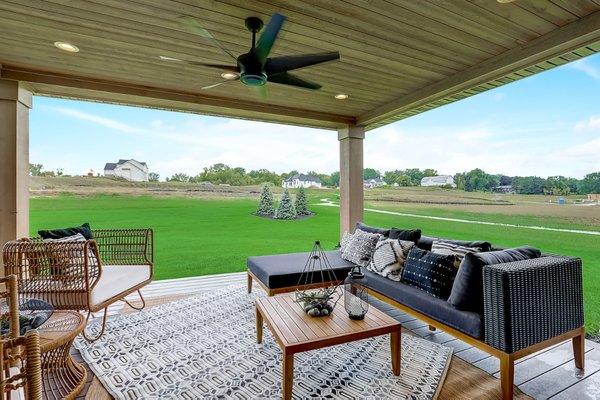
(368, 239), (414, 281)
(43, 234), (97, 277)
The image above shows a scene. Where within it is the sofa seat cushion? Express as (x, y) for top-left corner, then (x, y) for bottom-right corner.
(91, 265), (151, 307)
(247, 250), (355, 289)
(365, 270), (483, 339)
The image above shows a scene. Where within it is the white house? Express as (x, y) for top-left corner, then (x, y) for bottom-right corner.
(420, 175), (456, 188)
(364, 177), (386, 189)
(282, 174), (322, 189)
(104, 159), (149, 182)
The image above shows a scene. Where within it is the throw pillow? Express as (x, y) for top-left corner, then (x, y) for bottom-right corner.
(448, 245), (542, 312)
(401, 247), (457, 300)
(38, 223), (93, 240)
(356, 222), (390, 237)
(43, 233), (98, 278)
(431, 240), (486, 268)
(388, 227), (422, 244)
(340, 231), (353, 253)
(341, 230), (381, 267)
(368, 239), (414, 281)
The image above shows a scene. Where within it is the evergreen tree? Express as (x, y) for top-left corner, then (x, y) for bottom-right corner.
(295, 187), (309, 215)
(275, 189), (297, 220)
(256, 184), (275, 216)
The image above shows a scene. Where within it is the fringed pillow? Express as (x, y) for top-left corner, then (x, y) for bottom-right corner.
(368, 239), (414, 281)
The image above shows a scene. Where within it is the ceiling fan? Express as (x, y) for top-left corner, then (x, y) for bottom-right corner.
(165, 13), (340, 96)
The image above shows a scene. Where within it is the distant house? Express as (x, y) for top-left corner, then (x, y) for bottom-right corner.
(282, 174), (322, 189)
(420, 175), (456, 188)
(104, 159), (149, 182)
(493, 185), (516, 194)
(364, 177), (386, 189)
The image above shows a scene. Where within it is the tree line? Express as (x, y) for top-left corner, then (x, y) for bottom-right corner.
(29, 162), (600, 195)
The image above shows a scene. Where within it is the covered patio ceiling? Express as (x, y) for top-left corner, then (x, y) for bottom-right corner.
(1, 0), (600, 130)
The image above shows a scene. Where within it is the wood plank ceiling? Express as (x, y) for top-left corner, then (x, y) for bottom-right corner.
(0, 0), (599, 130)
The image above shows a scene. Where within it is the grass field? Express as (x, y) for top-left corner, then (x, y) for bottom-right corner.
(30, 180), (600, 332)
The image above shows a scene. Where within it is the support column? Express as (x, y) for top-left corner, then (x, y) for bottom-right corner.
(338, 125), (364, 238)
(0, 79), (31, 274)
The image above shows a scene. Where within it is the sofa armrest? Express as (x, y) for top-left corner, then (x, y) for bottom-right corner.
(483, 256), (584, 353)
(92, 229), (153, 265)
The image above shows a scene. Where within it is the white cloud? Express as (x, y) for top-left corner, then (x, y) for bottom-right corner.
(49, 106), (143, 134)
(574, 115), (600, 132)
(571, 59), (600, 80)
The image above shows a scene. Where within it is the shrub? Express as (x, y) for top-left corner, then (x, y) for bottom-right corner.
(295, 187), (310, 215)
(256, 184), (275, 216)
(275, 189), (297, 220)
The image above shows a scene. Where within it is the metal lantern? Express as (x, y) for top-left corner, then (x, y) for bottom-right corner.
(344, 265), (369, 320)
(295, 241), (342, 317)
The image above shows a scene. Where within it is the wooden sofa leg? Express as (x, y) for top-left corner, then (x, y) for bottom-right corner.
(247, 273), (253, 294)
(500, 354), (514, 400)
(573, 329), (585, 369)
(428, 325), (436, 332)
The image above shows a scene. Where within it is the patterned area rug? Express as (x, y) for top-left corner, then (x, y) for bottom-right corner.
(75, 286), (452, 399)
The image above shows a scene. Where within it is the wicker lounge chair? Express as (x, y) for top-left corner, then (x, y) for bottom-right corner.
(2, 229), (154, 341)
(0, 275), (43, 400)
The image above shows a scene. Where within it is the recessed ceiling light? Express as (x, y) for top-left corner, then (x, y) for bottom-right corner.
(159, 55), (180, 61)
(497, 0), (516, 3)
(334, 94), (348, 100)
(221, 72), (239, 80)
(54, 41), (79, 53)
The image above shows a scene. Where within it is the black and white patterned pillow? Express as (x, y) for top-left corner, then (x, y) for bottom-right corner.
(368, 239), (414, 281)
(431, 240), (485, 268)
(341, 230), (381, 267)
(43, 233), (98, 277)
(340, 231), (353, 253)
(401, 247), (458, 300)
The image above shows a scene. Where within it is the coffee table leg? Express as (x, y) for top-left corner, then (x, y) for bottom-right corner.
(283, 351), (294, 400)
(391, 330), (401, 376)
(256, 306), (263, 344)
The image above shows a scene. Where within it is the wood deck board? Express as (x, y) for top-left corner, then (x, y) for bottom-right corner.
(78, 272), (599, 399)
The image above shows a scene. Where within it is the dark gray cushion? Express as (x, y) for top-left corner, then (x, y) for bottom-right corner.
(417, 235), (436, 250)
(356, 222), (389, 237)
(365, 270), (483, 339)
(38, 222), (93, 240)
(247, 250), (354, 289)
(388, 228), (421, 243)
(448, 246), (542, 312)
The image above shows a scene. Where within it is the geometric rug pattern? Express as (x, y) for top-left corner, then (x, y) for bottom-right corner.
(74, 286), (452, 399)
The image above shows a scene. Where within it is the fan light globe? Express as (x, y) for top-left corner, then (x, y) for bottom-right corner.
(241, 74), (267, 86)
(220, 72), (239, 80)
(54, 41), (79, 53)
(335, 94), (349, 100)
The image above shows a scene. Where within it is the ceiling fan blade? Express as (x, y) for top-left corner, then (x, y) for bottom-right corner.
(255, 13), (286, 62)
(201, 78), (239, 90)
(265, 52), (340, 75)
(178, 16), (237, 61)
(160, 56), (237, 71)
(268, 72), (321, 90)
(254, 84), (268, 100)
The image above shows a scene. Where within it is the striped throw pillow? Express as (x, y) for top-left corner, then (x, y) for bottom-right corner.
(431, 240), (485, 268)
(368, 239), (414, 281)
(43, 234), (97, 278)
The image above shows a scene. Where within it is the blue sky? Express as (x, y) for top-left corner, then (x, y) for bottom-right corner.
(30, 54), (600, 180)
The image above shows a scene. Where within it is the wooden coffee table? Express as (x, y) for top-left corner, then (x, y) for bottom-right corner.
(255, 292), (401, 400)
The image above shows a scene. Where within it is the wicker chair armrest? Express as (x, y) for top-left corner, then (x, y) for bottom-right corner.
(2, 239), (101, 306)
(91, 228), (153, 265)
(483, 256), (584, 353)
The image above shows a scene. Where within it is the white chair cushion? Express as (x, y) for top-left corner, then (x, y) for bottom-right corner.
(8, 366), (25, 400)
(91, 265), (151, 307)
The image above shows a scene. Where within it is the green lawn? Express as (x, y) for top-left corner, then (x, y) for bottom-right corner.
(30, 194), (600, 333)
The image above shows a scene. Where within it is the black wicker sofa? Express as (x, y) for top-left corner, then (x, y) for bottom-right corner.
(247, 226), (585, 400)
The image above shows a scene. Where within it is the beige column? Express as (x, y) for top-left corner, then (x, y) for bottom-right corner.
(0, 79), (31, 274)
(338, 125), (364, 238)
